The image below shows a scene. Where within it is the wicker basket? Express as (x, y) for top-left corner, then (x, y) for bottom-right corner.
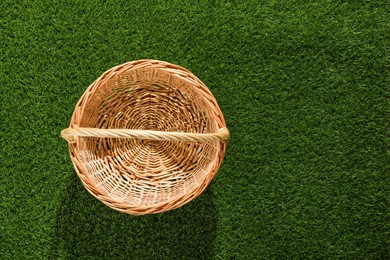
(61, 60), (229, 215)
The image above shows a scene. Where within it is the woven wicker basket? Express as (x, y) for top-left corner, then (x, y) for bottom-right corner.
(61, 60), (229, 215)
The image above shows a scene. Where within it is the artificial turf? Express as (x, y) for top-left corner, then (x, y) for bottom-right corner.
(1, 0), (389, 258)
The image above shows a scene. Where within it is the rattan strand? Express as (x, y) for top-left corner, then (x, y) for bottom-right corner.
(62, 59), (229, 215)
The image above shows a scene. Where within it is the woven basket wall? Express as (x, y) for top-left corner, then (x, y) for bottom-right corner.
(61, 60), (229, 215)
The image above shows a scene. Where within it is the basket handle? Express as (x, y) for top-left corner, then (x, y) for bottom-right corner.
(61, 127), (230, 143)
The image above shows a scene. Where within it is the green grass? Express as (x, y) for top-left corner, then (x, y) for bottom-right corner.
(1, 0), (389, 258)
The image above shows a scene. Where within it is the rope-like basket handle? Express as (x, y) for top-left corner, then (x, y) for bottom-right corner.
(61, 127), (230, 143)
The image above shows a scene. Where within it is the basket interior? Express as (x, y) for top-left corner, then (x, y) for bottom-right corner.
(74, 68), (221, 207)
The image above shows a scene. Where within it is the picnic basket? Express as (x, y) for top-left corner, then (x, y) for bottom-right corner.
(61, 60), (229, 215)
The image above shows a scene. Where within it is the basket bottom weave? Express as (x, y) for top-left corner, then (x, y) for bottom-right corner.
(78, 137), (219, 207)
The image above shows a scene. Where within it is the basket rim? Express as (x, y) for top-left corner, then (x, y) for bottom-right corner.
(63, 59), (229, 215)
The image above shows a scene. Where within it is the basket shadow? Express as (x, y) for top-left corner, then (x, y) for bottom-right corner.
(50, 173), (217, 259)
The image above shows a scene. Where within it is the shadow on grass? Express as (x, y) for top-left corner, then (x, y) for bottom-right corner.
(50, 173), (217, 259)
